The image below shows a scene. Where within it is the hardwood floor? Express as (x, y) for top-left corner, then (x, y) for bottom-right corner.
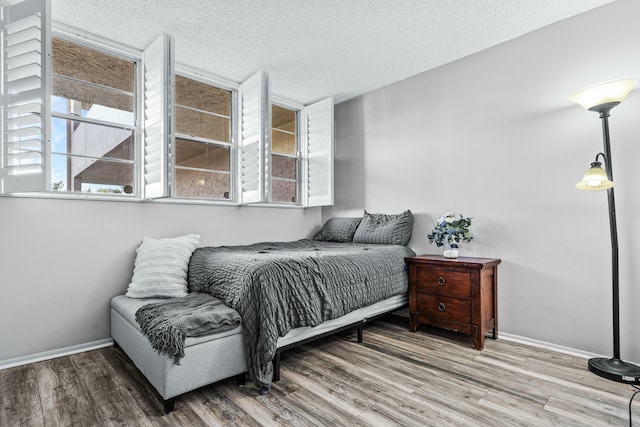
(1, 316), (638, 426)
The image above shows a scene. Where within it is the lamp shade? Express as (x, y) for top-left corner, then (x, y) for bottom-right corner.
(576, 161), (614, 191)
(569, 79), (637, 111)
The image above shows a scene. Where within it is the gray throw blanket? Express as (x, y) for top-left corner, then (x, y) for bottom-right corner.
(135, 292), (241, 364)
(188, 239), (415, 389)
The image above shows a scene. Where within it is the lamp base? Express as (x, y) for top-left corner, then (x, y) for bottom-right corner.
(588, 357), (640, 384)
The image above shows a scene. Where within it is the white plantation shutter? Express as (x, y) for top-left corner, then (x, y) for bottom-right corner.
(303, 97), (333, 206)
(142, 34), (174, 199)
(238, 71), (270, 204)
(1, 0), (51, 194)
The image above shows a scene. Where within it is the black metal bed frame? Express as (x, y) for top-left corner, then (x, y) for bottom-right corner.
(271, 305), (406, 382)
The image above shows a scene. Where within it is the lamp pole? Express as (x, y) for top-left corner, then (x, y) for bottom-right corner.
(598, 106), (620, 360)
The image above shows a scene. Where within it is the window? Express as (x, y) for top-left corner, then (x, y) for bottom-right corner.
(141, 36), (238, 202)
(236, 73), (334, 207)
(174, 74), (233, 200)
(271, 104), (298, 203)
(51, 38), (137, 195)
(1, 0), (334, 206)
(0, 0), (139, 195)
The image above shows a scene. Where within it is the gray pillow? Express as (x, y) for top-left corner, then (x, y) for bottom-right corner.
(313, 217), (362, 242)
(352, 210), (414, 245)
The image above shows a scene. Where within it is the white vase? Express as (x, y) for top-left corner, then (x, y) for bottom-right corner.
(443, 240), (458, 259)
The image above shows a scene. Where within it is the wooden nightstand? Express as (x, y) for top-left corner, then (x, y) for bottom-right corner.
(405, 255), (501, 350)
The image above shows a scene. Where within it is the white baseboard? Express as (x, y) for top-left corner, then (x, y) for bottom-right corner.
(393, 309), (612, 362)
(0, 338), (114, 371)
(498, 332), (608, 360)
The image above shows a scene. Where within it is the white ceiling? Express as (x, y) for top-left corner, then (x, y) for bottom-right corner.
(50, 0), (616, 105)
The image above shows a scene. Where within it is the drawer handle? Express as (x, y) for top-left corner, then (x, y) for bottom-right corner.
(437, 277), (446, 286)
(437, 302), (446, 312)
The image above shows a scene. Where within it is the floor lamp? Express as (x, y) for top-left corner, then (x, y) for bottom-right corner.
(570, 78), (640, 384)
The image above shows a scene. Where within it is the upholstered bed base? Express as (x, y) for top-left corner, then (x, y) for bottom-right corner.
(110, 294), (407, 413)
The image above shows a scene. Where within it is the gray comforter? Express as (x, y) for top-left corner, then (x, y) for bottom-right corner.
(187, 239), (415, 389)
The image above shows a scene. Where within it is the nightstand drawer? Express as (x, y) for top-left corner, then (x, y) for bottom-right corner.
(416, 293), (471, 325)
(416, 268), (471, 297)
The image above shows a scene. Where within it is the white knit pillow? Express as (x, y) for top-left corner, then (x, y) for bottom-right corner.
(125, 234), (200, 298)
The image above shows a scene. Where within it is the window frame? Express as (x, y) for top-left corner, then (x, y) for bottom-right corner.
(0, 14), (145, 200)
(49, 26), (141, 197)
(172, 65), (238, 203)
(270, 96), (302, 205)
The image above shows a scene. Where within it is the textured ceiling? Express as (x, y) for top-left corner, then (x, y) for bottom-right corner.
(49, 0), (616, 105)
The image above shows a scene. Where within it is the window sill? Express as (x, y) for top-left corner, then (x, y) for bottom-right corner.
(0, 192), (313, 209)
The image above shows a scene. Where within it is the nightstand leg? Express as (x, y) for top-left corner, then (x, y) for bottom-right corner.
(473, 335), (485, 350)
(409, 316), (418, 332)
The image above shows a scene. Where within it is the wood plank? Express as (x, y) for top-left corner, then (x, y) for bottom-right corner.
(543, 390), (634, 425)
(279, 368), (373, 420)
(35, 355), (101, 427)
(68, 351), (154, 427)
(216, 383), (311, 426)
(0, 364), (44, 427)
(267, 385), (369, 426)
(182, 379), (262, 427)
(476, 390), (580, 426)
(101, 346), (171, 421)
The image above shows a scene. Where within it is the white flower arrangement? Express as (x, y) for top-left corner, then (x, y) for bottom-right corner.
(427, 212), (473, 248)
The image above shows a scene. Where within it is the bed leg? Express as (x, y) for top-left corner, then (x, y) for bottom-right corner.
(163, 397), (176, 414)
(272, 351), (281, 382)
(357, 326), (363, 344)
(235, 373), (246, 386)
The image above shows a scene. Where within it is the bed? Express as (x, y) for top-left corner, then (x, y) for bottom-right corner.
(111, 210), (415, 411)
(188, 238), (415, 391)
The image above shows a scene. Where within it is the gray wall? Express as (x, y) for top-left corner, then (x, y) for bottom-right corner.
(0, 196), (320, 362)
(326, 0), (640, 363)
